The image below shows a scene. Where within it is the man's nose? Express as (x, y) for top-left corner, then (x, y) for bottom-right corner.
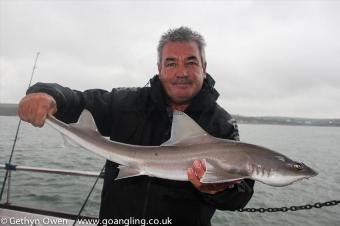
(176, 63), (188, 77)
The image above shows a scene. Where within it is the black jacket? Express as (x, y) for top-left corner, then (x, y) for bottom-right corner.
(27, 74), (254, 226)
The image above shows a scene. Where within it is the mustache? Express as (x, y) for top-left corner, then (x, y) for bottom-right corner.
(172, 77), (193, 85)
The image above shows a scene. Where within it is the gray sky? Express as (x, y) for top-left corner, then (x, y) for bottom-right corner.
(0, 0), (339, 118)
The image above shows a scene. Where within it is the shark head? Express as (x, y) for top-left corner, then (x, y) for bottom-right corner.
(275, 158), (318, 185)
(250, 151), (318, 186)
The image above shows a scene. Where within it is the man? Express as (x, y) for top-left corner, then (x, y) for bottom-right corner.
(18, 27), (254, 226)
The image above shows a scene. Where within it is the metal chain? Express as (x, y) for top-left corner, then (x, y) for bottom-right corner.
(238, 200), (340, 213)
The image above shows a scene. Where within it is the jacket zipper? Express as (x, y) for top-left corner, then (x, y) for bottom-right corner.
(142, 108), (171, 218)
(142, 177), (152, 218)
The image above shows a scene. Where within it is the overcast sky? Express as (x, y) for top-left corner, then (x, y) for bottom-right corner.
(0, 0), (339, 118)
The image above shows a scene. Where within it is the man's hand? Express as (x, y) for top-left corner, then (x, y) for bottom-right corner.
(18, 93), (57, 127)
(187, 160), (241, 195)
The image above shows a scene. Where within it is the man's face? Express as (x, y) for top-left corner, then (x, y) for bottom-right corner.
(158, 41), (206, 105)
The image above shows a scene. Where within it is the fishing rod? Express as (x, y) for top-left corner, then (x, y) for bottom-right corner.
(0, 52), (40, 203)
(0, 52), (103, 223)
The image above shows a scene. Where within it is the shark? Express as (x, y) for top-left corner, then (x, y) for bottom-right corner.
(46, 110), (317, 186)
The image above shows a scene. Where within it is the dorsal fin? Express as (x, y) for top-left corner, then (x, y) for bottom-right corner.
(71, 109), (98, 131)
(161, 111), (215, 146)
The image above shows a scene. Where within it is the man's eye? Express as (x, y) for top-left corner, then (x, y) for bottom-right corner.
(166, 63), (176, 67)
(187, 61), (198, 66)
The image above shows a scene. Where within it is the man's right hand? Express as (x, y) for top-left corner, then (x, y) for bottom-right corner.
(18, 93), (57, 127)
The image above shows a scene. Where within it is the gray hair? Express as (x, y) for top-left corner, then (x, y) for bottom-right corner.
(157, 26), (206, 66)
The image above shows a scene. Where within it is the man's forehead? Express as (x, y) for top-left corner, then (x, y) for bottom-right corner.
(162, 41), (200, 59)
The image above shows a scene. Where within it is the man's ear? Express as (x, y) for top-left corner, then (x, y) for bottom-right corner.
(203, 62), (207, 78)
(158, 63), (161, 75)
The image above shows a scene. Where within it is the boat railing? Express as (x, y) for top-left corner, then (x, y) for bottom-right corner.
(0, 163), (103, 220)
(0, 164), (103, 178)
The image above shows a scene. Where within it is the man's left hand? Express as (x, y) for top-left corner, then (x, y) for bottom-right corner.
(187, 160), (241, 195)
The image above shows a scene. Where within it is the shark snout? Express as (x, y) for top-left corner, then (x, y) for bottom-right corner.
(304, 165), (318, 178)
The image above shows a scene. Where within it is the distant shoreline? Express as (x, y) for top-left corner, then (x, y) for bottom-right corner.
(1, 103), (339, 127)
(233, 115), (340, 127)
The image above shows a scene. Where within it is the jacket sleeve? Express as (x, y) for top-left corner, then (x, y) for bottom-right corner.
(200, 179), (254, 210)
(27, 82), (113, 136)
(200, 115), (255, 210)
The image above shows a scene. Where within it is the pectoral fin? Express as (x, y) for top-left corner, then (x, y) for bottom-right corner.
(200, 171), (244, 184)
(200, 159), (245, 184)
(116, 165), (144, 180)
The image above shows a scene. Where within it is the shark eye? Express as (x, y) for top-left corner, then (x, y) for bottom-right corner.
(293, 163), (303, 170)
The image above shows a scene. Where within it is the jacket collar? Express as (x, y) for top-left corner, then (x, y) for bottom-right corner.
(149, 73), (220, 114)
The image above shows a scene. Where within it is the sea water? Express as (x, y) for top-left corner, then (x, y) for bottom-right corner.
(0, 116), (339, 226)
